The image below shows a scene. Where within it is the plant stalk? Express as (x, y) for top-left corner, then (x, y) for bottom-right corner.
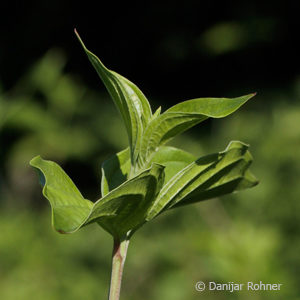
(108, 237), (129, 300)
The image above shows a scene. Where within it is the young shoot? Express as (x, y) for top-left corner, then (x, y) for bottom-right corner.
(30, 30), (258, 300)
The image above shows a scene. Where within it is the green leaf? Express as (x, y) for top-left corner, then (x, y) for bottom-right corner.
(88, 163), (165, 237)
(146, 141), (258, 220)
(101, 147), (131, 197)
(30, 156), (93, 234)
(101, 146), (195, 197)
(31, 155), (165, 237)
(138, 94), (255, 169)
(149, 146), (195, 184)
(75, 30), (152, 164)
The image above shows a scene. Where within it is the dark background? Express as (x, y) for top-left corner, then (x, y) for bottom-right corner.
(2, 1), (300, 98)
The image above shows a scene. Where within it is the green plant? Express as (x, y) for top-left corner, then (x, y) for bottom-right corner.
(30, 30), (258, 300)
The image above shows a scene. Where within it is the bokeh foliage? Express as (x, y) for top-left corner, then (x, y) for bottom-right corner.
(0, 46), (299, 300)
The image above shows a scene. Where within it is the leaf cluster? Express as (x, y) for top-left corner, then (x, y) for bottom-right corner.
(30, 32), (258, 239)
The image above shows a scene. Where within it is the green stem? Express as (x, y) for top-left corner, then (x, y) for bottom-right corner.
(108, 237), (129, 300)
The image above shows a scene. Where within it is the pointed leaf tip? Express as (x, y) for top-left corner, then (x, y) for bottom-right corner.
(75, 35), (153, 166)
(29, 155), (41, 166)
(74, 29), (87, 51)
(137, 93), (255, 169)
(30, 156), (93, 234)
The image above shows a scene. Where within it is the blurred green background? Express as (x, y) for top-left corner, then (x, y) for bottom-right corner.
(1, 2), (300, 299)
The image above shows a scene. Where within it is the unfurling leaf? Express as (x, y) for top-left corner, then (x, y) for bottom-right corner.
(146, 141), (258, 220)
(30, 156), (93, 233)
(75, 30), (152, 166)
(90, 163), (165, 237)
(30, 156), (165, 237)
